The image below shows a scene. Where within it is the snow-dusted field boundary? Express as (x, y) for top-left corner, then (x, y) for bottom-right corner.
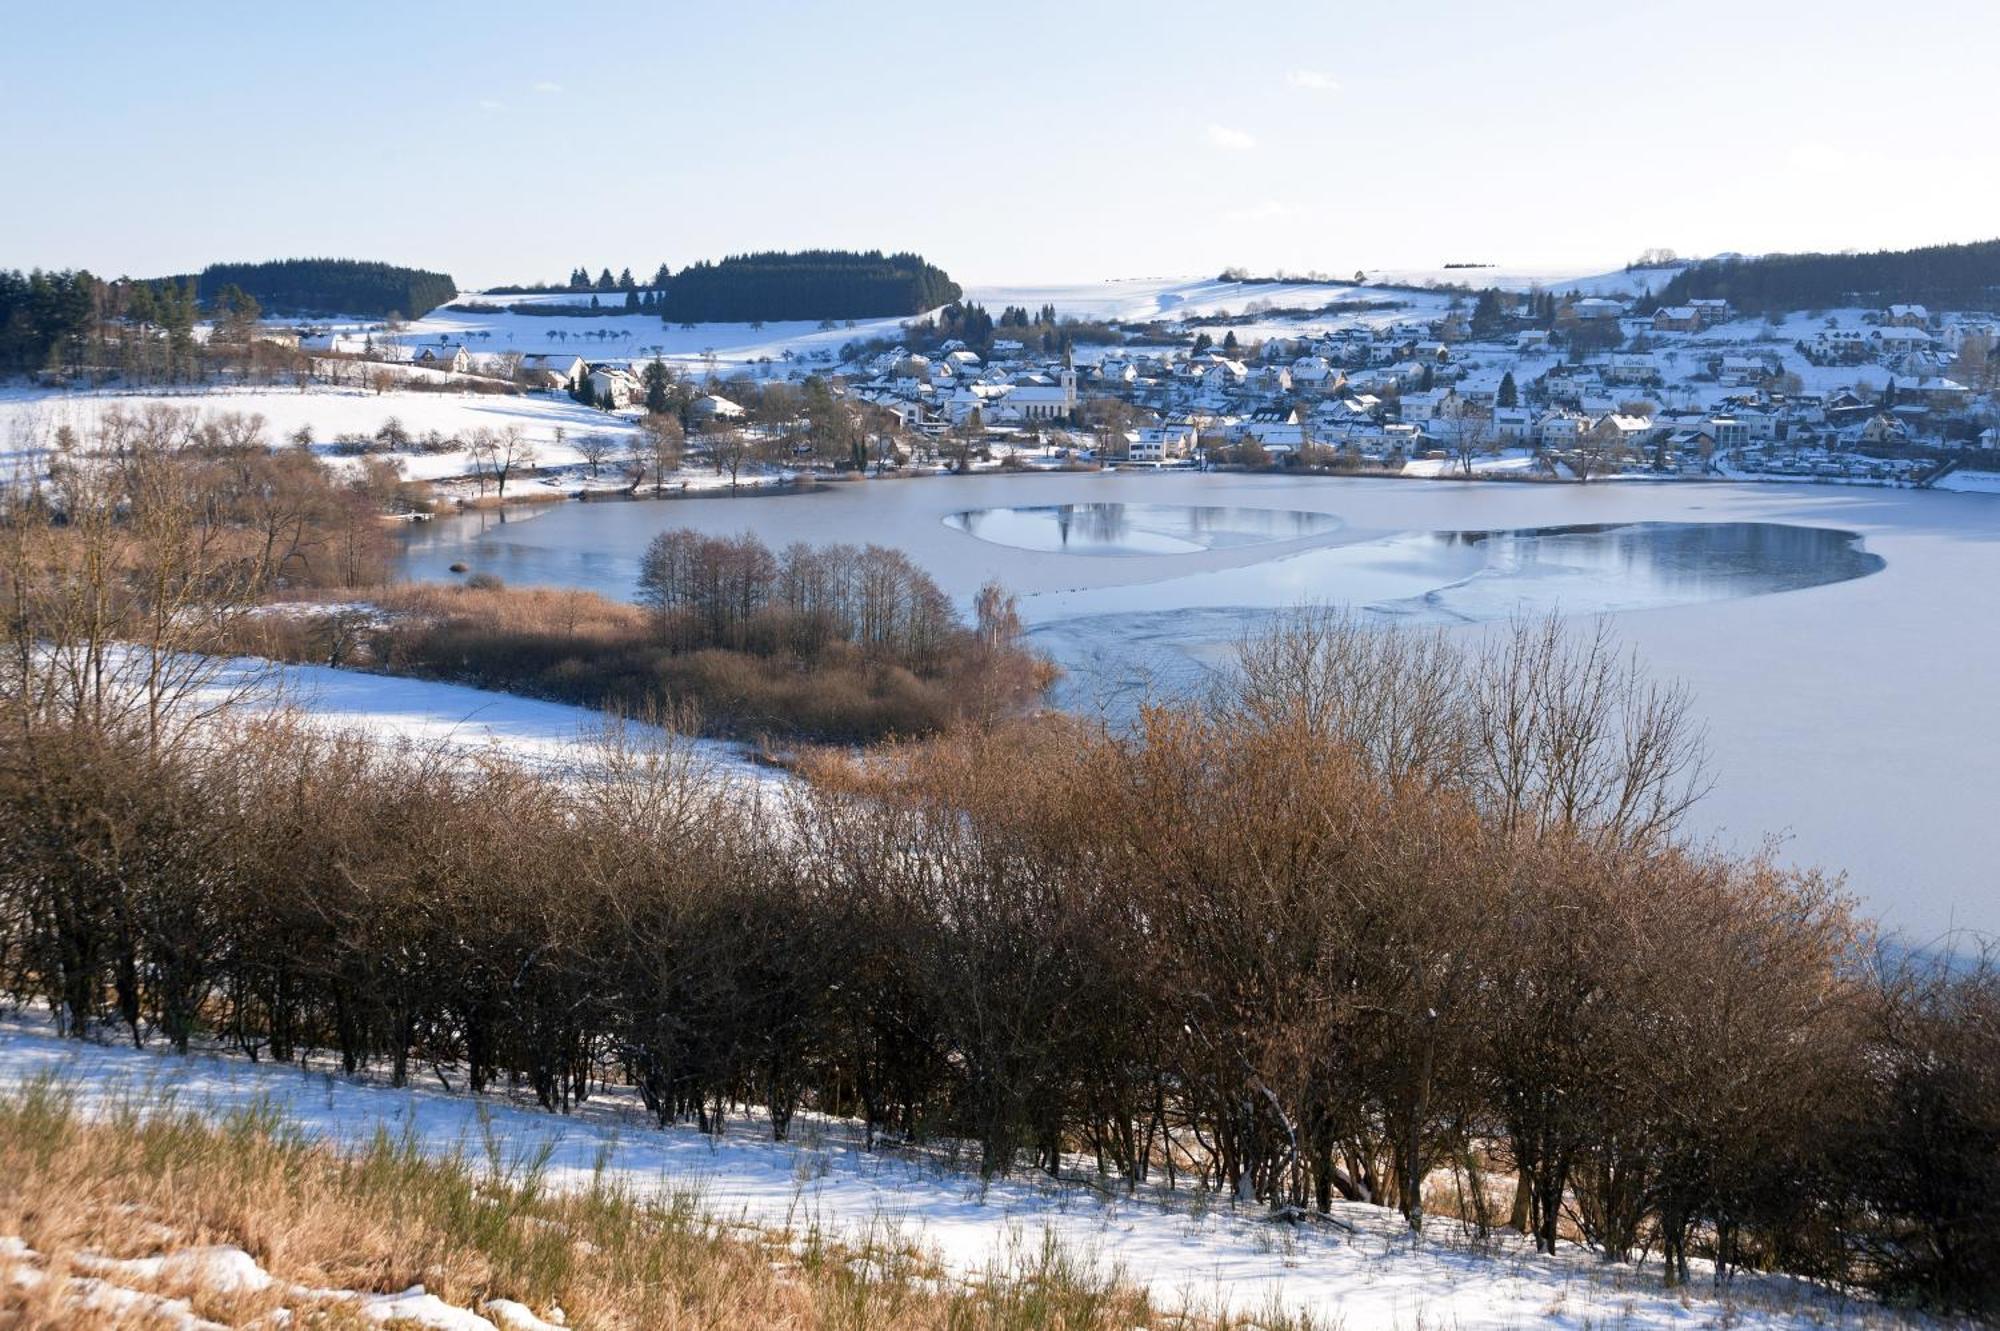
(0, 1015), (1926, 1331)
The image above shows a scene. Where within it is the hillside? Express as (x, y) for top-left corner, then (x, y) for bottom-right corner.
(0, 1013), (1931, 1331)
(1654, 239), (2000, 313)
(660, 250), (960, 322)
(171, 258), (458, 319)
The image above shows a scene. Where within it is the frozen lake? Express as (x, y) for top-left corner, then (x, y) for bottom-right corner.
(945, 501), (1344, 555)
(397, 473), (2000, 941)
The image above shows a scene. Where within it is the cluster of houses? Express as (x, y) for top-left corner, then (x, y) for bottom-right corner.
(298, 332), (671, 408)
(826, 291), (2000, 482)
(287, 283), (1998, 486)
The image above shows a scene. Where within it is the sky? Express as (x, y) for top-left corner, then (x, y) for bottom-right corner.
(6, 0), (1999, 289)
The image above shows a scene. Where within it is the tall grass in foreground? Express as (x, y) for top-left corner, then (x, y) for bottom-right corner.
(0, 1078), (1314, 1330)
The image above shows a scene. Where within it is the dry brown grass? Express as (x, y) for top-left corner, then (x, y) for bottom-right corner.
(0, 1081), (1301, 1331)
(227, 580), (1048, 744)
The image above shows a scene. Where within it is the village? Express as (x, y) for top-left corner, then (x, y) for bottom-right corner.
(832, 284), (2000, 492)
(245, 272), (2000, 499)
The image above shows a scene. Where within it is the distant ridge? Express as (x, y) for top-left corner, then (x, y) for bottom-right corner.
(659, 250), (960, 323)
(1653, 239), (2000, 313)
(154, 258), (458, 320)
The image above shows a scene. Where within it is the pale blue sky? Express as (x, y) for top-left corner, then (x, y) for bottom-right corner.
(5, 1), (1997, 287)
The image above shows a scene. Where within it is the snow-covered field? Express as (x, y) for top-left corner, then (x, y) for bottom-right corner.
(344, 270), (1649, 378)
(0, 382), (637, 482)
(1400, 448), (1547, 478)
(1355, 264), (1658, 296)
(1933, 466), (2000, 494)
(0, 384), (802, 494)
(194, 655), (787, 793)
(0, 1230), (548, 1331)
(0, 1014), (1922, 1331)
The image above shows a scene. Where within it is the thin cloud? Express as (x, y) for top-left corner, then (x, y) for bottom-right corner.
(1287, 69), (1338, 91)
(1205, 124), (1256, 151)
(531, 80), (562, 95)
(478, 98), (505, 112)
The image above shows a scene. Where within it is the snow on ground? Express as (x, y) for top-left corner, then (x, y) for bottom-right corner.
(366, 273), (1587, 375)
(195, 656), (788, 794)
(1933, 467), (2000, 494)
(1400, 448), (1547, 478)
(1, 1230), (553, 1330)
(0, 1015), (1920, 1331)
(1356, 264), (1659, 297)
(0, 383), (641, 482)
(350, 291), (905, 382)
(0, 384), (800, 493)
(321, 278), (1439, 381)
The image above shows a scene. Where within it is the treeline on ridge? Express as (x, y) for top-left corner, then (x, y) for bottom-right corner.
(1654, 238), (2000, 314)
(659, 250), (960, 323)
(157, 258), (458, 319)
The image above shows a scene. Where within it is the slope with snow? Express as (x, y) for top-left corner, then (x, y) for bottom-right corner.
(0, 1016), (1924, 1331)
(1, 1231), (563, 1330)
(190, 655), (788, 793)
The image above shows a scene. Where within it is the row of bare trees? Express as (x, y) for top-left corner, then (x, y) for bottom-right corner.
(637, 529), (959, 668)
(1, 405), (393, 753)
(0, 593), (1992, 1309)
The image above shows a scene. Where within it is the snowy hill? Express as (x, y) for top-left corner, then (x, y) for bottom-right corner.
(0, 1015), (1929, 1331)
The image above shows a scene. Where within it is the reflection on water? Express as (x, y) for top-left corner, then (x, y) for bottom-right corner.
(1400, 521), (1886, 621)
(945, 503), (1343, 555)
(1030, 521), (1885, 706)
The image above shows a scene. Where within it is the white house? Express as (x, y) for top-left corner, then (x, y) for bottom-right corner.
(519, 353), (587, 390)
(1536, 410), (1589, 448)
(1490, 406), (1535, 442)
(1718, 356), (1772, 386)
(1810, 329), (1870, 363)
(587, 366), (640, 407)
(1604, 354), (1662, 386)
(690, 393), (746, 421)
(1126, 424), (1198, 462)
(1568, 297), (1626, 322)
(414, 343), (471, 374)
(1198, 360), (1250, 394)
(1288, 356), (1341, 393)
(1398, 388), (1463, 423)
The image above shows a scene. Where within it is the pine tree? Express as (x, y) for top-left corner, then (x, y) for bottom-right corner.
(642, 358), (673, 415)
(618, 267), (636, 291)
(1472, 288), (1504, 334)
(1498, 371), (1518, 408)
(624, 289), (640, 311)
(597, 267), (615, 291)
